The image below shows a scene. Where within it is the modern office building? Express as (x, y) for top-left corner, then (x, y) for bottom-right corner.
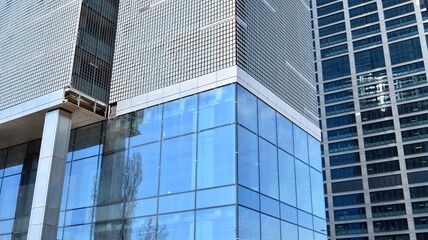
(313, 0), (428, 239)
(0, 0), (325, 240)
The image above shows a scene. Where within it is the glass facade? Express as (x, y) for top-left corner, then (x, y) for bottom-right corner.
(50, 84), (325, 239)
(314, 0), (428, 239)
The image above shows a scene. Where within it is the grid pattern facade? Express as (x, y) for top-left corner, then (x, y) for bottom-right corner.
(236, 0), (318, 123)
(0, 0), (81, 110)
(109, 0), (236, 103)
(0, 0), (119, 110)
(110, 0), (318, 124)
(313, 0), (428, 239)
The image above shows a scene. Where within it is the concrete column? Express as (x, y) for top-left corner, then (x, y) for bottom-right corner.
(28, 109), (72, 240)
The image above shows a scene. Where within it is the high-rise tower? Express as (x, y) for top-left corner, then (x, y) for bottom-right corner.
(313, 0), (428, 239)
(0, 1), (324, 239)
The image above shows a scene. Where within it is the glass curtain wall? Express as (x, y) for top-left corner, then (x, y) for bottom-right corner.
(58, 84), (326, 240)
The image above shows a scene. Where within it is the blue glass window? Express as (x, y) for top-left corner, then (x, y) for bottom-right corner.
(318, 12), (345, 27)
(259, 138), (279, 199)
(382, 0), (411, 8)
(130, 105), (162, 146)
(4, 144), (27, 176)
(319, 23), (346, 37)
(392, 61), (425, 77)
(387, 26), (418, 41)
(258, 100), (277, 144)
(354, 47), (385, 73)
(323, 78), (352, 92)
(349, 3), (377, 17)
(318, 2), (343, 16)
(195, 206), (236, 240)
(197, 125), (236, 189)
(238, 186), (260, 211)
(238, 126), (259, 191)
(124, 216), (158, 240)
(385, 15), (416, 30)
(160, 134), (196, 194)
(196, 186), (236, 209)
(293, 126), (309, 163)
(281, 203), (298, 223)
(384, 3), (414, 19)
(125, 197), (157, 218)
(353, 35), (382, 50)
(98, 151), (127, 205)
(158, 192), (194, 214)
(239, 207), (260, 240)
(321, 44), (348, 58)
(326, 114), (356, 128)
(261, 195), (280, 218)
(237, 86), (258, 133)
(330, 152), (360, 166)
(0, 175), (20, 219)
(158, 211), (194, 240)
(295, 160), (312, 212)
(66, 157), (98, 209)
(163, 95), (197, 138)
(261, 214), (281, 240)
(63, 225), (92, 240)
(277, 114), (293, 154)
(279, 150), (296, 206)
(128, 143), (159, 199)
(298, 210), (314, 229)
(311, 169), (325, 218)
(198, 84), (235, 130)
(64, 208), (93, 226)
(322, 55), (350, 80)
(352, 24), (380, 39)
(351, 13), (379, 28)
(389, 38), (422, 65)
(320, 33), (347, 48)
(281, 221), (298, 239)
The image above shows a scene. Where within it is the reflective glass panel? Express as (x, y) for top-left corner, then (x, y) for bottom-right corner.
(293, 126), (309, 163)
(239, 207), (261, 240)
(124, 216), (159, 240)
(311, 169), (325, 218)
(130, 105), (162, 147)
(72, 123), (102, 160)
(94, 220), (122, 239)
(298, 210), (313, 229)
(197, 186), (236, 209)
(261, 214), (280, 240)
(198, 84), (235, 130)
(129, 143), (160, 199)
(195, 206), (236, 240)
(197, 125), (236, 189)
(160, 134), (196, 194)
(4, 144), (26, 176)
(66, 157), (98, 209)
(238, 126), (259, 191)
(63, 224), (92, 240)
(258, 100), (277, 144)
(281, 221), (298, 240)
(279, 150), (296, 206)
(295, 160), (312, 212)
(277, 114), (294, 154)
(163, 95), (197, 138)
(97, 151), (127, 205)
(259, 138), (279, 199)
(280, 203), (297, 224)
(299, 227), (314, 239)
(64, 208), (93, 226)
(261, 195), (280, 218)
(158, 211), (195, 240)
(309, 136), (322, 171)
(125, 197), (157, 218)
(158, 192), (194, 214)
(0, 175), (20, 220)
(103, 114), (131, 152)
(0, 149), (6, 177)
(237, 85), (258, 133)
(238, 186), (260, 211)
